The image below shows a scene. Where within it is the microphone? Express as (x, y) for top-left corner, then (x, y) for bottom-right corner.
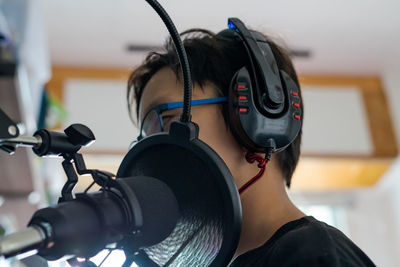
(0, 176), (179, 260)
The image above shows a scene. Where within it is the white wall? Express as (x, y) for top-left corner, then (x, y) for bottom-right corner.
(383, 69), (400, 148)
(63, 78), (138, 153)
(342, 71), (400, 266)
(343, 157), (400, 267)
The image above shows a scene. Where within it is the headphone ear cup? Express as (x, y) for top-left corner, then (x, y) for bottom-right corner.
(228, 67), (301, 153)
(228, 67), (259, 152)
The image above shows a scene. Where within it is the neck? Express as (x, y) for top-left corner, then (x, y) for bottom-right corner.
(233, 161), (305, 259)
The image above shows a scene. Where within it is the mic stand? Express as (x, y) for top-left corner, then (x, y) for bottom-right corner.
(1, 107), (120, 266)
(0, 107), (20, 154)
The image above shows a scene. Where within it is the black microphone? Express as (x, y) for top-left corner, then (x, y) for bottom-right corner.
(0, 176), (179, 260)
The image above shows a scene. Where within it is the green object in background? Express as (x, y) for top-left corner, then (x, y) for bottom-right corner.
(0, 224), (5, 236)
(37, 88), (67, 130)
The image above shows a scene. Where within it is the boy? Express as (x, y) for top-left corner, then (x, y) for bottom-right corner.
(127, 26), (374, 266)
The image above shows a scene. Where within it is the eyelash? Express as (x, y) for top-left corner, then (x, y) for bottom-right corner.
(162, 114), (177, 124)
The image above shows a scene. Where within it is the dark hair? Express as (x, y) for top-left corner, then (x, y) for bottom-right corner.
(127, 28), (303, 187)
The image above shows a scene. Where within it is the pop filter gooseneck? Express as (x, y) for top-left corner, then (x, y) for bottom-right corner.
(144, 0), (192, 123)
(117, 0), (242, 266)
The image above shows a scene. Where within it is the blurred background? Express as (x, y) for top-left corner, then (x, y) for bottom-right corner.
(0, 0), (399, 266)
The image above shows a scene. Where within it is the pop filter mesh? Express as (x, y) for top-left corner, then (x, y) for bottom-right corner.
(118, 141), (238, 267)
(144, 213), (223, 266)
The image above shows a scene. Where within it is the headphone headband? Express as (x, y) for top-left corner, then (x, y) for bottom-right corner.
(228, 18), (284, 111)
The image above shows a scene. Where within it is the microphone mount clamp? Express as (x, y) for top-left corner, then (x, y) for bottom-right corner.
(0, 107), (114, 201)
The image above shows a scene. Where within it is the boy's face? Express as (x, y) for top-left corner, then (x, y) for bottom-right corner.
(138, 67), (246, 187)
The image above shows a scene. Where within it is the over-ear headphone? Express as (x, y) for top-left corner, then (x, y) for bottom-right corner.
(218, 18), (302, 154)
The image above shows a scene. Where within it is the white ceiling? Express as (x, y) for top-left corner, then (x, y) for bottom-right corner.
(42, 0), (400, 75)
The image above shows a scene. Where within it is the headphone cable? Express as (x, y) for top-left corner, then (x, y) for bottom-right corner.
(239, 148), (273, 194)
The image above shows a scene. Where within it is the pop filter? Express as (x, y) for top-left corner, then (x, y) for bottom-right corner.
(117, 121), (242, 267)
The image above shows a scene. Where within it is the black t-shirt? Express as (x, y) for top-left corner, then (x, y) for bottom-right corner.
(230, 216), (375, 267)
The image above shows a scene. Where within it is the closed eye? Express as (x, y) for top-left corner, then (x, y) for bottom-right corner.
(162, 114), (179, 131)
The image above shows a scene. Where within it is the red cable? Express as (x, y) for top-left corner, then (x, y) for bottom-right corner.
(239, 152), (270, 194)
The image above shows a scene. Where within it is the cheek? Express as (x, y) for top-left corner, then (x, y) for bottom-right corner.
(193, 106), (243, 177)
